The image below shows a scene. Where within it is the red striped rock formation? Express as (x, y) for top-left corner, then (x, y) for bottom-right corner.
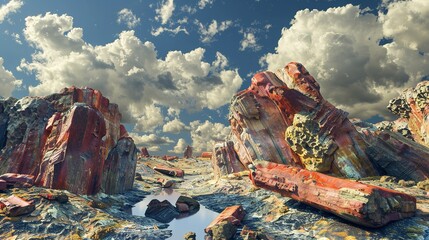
(0, 87), (137, 195)
(140, 147), (150, 158)
(214, 62), (429, 227)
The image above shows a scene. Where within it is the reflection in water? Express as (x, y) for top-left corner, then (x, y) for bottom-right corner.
(132, 189), (219, 239)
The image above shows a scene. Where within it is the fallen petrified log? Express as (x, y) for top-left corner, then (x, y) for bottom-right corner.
(153, 165), (184, 177)
(249, 161), (416, 228)
(162, 155), (179, 161)
(200, 152), (213, 159)
(205, 205), (245, 235)
(0, 195), (35, 217)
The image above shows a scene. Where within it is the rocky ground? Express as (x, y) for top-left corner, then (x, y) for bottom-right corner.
(0, 157), (428, 240)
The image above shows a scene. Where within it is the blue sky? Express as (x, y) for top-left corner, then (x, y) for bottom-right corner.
(0, 0), (428, 155)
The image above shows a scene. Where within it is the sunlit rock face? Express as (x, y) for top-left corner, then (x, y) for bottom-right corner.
(210, 62), (429, 227)
(387, 81), (429, 147)
(0, 87), (137, 195)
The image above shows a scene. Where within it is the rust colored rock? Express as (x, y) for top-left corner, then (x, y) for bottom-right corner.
(162, 155), (179, 161)
(175, 196), (200, 213)
(229, 62), (379, 178)
(140, 147), (150, 158)
(0, 173), (34, 187)
(212, 141), (246, 179)
(250, 161), (416, 228)
(102, 137), (138, 194)
(39, 190), (69, 203)
(153, 165), (184, 177)
(183, 145), (193, 159)
(0, 195), (35, 217)
(0, 87), (137, 195)
(200, 152), (212, 159)
(35, 104), (106, 195)
(156, 178), (175, 188)
(205, 205), (245, 234)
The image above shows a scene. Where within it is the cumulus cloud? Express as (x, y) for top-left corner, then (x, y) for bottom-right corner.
(190, 120), (230, 154)
(198, 0), (214, 9)
(163, 118), (190, 133)
(0, 0), (23, 24)
(195, 19), (233, 43)
(130, 133), (173, 152)
(19, 13), (242, 131)
(0, 57), (21, 97)
(117, 8), (140, 29)
(262, 3), (428, 119)
(170, 138), (187, 154)
(239, 31), (261, 51)
(156, 0), (175, 25)
(151, 25), (188, 36)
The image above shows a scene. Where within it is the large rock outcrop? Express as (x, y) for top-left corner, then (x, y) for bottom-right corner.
(0, 87), (137, 194)
(212, 62), (429, 227)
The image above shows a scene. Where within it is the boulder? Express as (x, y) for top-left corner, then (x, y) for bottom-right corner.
(183, 232), (196, 240)
(0, 173), (34, 188)
(140, 147), (150, 158)
(205, 205), (245, 235)
(145, 199), (179, 223)
(157, 178), (175, 188)
(175, 196), (200, 213)
(0, 195), (35, 217)
(183, 145), (193, 159)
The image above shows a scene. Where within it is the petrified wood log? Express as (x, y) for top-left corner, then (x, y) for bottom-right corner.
(0, 195), (35, 217)
(200, 152), (213, 158)
(153, 165), (184, 177)
(250, 161), (416, 228)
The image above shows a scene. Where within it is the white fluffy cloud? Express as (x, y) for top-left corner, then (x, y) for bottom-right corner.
(163, 118), (189, 134)
(0, 0), (23, 23)
(170, 138), (187, 154)
(130, 133), (173, 151)
(190, 120), (230, 154)
(117, 8), (140, 29)
(196, 19), (233, 43)
(19, 13), (242, 131)
(239, 31), (261, 51)
(263, 3), (429, 119)
(151, 25), (188, 36)
(156, 0), (175, 25)
(0, 57), (21, 97)
(198, 0), (214, 9)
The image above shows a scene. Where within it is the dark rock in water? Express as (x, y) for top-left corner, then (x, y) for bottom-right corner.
(175, 196), (200, 213)
(0, 87), (137, 195)
(0, 195), (35, 217)
(183, 231), (196, 240)
(145, 199), (180, 223)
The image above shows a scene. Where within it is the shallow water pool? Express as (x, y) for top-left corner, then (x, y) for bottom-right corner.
(132, 188), (219, 239)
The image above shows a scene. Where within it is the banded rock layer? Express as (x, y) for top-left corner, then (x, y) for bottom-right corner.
(0, 87), (137, 195)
